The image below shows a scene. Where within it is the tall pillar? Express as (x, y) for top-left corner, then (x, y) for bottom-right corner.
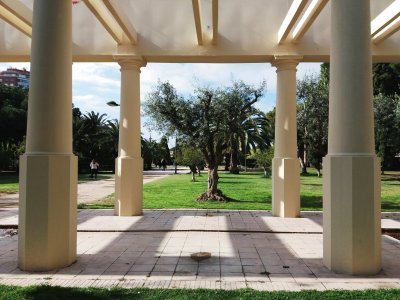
(19, 0), (77, 271)
(114, 57), (146, 216)
(271, 56), (301, 218)
(323, 0), (381, 275)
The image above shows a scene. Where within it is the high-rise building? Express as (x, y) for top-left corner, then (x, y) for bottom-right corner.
(0, 67), (30, 88)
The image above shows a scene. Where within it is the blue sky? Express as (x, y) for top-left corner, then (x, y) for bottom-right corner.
(0, 62), (321, 140)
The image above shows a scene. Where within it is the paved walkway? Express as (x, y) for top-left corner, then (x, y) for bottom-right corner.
(0, 209), (399, 291)
(0, 169), (179, 208)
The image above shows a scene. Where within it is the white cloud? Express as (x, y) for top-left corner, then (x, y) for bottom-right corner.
(73, 94), (119, 120)
(73, 63), (120, 90)
(0, 62), (30, 71)
(140, 63), (272, 98)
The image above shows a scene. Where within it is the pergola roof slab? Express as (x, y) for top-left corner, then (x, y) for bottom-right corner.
(0, 0), (31, 37)
(1, 0), (400, 63)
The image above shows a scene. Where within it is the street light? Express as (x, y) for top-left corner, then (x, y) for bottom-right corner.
(107, 101), (120, 107)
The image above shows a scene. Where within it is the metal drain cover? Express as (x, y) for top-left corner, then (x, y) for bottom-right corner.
(190, 252), (211, 262)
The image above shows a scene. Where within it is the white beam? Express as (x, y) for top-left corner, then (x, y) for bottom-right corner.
(292, 0), (328, 43)
(192, 0), (203, 45)
(371, 0), (400, 38)
(212, 0), (218, 45)
(0, 0), (31, 38)
(83, 0), (123, 44)
(373, 15), (400, 44)
(278, 0), (308, 44)
(103, 0), (137, 45)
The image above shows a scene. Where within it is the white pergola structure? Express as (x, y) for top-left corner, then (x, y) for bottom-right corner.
(1, 0), (399, 275)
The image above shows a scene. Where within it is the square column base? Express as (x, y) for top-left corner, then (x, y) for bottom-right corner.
(323, 155), (381, 275)
(115, 157), (143, 216)
(272, 157), (300, 217)
(18, 154), (77, 271)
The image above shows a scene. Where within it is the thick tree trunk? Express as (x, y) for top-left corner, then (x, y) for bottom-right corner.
(224, 153), (230, 171)
(189, 166), (197, 181)
(208, 167), (219, 194)
(299, 156), (307, 174)
(230, 148), (240, 174)
(197, 165), (226, 201)
(299, 145), (308, 174)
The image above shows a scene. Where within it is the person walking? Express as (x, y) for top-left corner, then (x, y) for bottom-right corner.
(90, 159), (100, 179)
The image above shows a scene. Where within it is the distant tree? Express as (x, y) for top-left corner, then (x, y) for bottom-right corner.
(72, 106), (87, 164)
(374, 94), (400, 172)
(72, 109), (119, 172)
(0, 85), (28, 170)
(265, 108), (275, 142)
(297, 104), (307, 174)
(238, 113), (272, 170)
(141, 137), (163, 170)
(82, 111), (108, 161)
(145, 81), (228, 201)
(176, 146), (204, 181)
(373, 63), (400, 96)
(159, 136), (172, 165)
(297, 74), (329, 176)
(250, 147), (274, 178)
(320, 63), (330, 86)
(104, 119), (119, 161)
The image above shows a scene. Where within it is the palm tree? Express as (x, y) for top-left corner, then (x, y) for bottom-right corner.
(223, 81), (272, 174)
(105, 119), (119, 158)
(228, 110), (272, 173)
(83, 111), (108, 160)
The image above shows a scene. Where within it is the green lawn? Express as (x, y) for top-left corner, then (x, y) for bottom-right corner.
(144, 172), (272, 210)
(2, 170), (399, 211)
(0, 174), (18, 194)
(0, 285), (400, 300)
(82, 170), (400, 211)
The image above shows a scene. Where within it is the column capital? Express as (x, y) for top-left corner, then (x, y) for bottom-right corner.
(114, 56), (147, 71)
(272, 55), (302, 72)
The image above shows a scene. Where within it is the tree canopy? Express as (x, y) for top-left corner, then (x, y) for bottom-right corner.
(144, 80), (270, 200)
(145, 82), (227, 200)
(0, 85), (28, 170)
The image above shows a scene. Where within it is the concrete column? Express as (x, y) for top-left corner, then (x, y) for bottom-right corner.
(271, 56), (301, 218)
(114, 58), (146, 216)
(19, 0), (77, 271)
(323, 0), (381, 275)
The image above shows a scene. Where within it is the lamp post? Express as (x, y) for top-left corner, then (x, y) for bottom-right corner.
(174, 135), (178, 174)
(107, 100), (120, 107)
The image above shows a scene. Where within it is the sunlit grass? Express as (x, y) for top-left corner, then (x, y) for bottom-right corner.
(80, 169), (400, 211)
(1, 285), (400, 300)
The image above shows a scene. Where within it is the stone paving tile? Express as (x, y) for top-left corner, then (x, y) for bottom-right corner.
(220, 272), (246, 282)
(221, 265), (242, 273)
(0, 210), (399, 291)
(220, 281), (247, 290)
(196, 272), (221, 281)
(172, 273), (197, 281)
(2, 209), (400, 232)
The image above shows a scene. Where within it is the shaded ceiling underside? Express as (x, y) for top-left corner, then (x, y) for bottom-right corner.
(1, 0), (400, 63)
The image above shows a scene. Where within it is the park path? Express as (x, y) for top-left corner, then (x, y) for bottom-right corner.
(0, 169), (183, 208)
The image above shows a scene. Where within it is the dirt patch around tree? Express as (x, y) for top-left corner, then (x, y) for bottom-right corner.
(383, 230), (400, 241)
